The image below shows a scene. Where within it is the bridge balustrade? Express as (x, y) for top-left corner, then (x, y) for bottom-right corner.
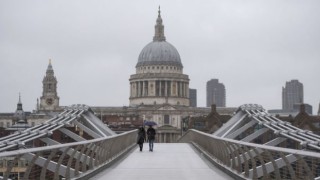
(179, 129), (320, 179)
(0, 129), (137, 180)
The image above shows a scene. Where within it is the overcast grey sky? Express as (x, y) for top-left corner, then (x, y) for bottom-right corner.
(0, 0), (319, 113)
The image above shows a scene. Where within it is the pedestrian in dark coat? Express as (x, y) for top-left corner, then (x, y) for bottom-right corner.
(137, 127), (146, 151)
(147, 125), (156, 152)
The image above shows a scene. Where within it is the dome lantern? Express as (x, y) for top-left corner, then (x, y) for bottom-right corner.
(136, 7), (183, 68)
(130, 7), (190, 107)
(153, 6), (166, 42)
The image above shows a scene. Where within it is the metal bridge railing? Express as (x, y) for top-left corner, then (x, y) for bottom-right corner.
(179, 129), (320, 180)
(0, 129), (137, 180)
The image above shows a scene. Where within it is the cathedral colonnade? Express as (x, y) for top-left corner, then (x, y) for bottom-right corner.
(129, 7), (190, 107)
(130, 80), (189, 98)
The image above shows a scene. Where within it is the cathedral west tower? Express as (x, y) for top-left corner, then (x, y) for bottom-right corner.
(39, 60), (60, 111)
(129, 7), (190, 106)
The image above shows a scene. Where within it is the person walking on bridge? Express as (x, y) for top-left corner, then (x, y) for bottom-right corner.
(137, 127), (146, 151)
(147, 125), (156, 152)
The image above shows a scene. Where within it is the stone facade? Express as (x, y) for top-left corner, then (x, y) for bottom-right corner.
(92, 104), (235, 142)
(129, 73), (190, 106)
(126, 8), (195, 142)
(39, 60), (60, 111)
(0, 98), (51, 138)
(129, 8), (189, 107)
(0, 113), (50, 130)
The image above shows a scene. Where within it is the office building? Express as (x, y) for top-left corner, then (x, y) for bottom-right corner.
(282, 80), (303, 110)
(206, 79), (226, 107)
(189, 88), (197, 107)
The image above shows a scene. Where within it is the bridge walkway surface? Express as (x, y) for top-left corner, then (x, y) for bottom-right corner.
(91, 143), (231, 180)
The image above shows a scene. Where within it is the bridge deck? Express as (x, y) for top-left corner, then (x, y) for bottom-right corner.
(92, 143), (230, 180)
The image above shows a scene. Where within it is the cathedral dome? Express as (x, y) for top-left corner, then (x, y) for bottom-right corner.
(137, 41), (182, 68)
(129, 7), (190, 107)
(136, 7), (183, 68)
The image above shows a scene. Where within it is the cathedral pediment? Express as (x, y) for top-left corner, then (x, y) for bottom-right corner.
(156, 104), (177, 111)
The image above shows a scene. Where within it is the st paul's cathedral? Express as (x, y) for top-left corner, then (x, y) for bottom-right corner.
(0, 8), (235, 142)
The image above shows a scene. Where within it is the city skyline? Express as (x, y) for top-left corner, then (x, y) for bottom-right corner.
(0, 1), (319, 113)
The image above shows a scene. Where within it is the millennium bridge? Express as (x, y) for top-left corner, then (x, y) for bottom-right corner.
(1, 104), (320, 179)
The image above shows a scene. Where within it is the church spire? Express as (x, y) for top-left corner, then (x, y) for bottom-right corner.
(13, 92), (26, 125)
(40, 59), (59, 111)
(18, 92), (21, 104)
(47, 59), (53, 72)
(153, 6), (166, 42)
(16, 93), (23, 111)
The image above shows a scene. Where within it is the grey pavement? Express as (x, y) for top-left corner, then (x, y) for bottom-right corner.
(91, 143), (231, 180)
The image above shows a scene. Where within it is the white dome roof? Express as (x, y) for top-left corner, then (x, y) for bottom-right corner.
(136, 7), (183, 68)
(136, 41), (182, 68)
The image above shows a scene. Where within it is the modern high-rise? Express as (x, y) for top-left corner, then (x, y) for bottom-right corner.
(282, 80), (303, 110)
(189, 88), (197, 107)
(206, 79), (226, 107)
